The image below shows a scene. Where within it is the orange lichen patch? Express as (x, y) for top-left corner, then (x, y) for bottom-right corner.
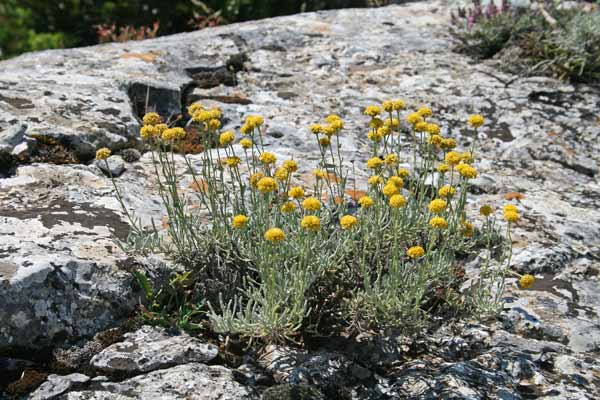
(176, 126), (205, 154)
(345, 189), (367, 201)
(161, 216), (169, 230)
(321, 192), (344, 205)
(326, 173), (342, 183)
(189, 179), (208, 193)
(503, 192), (526, 201)
(121, 51), (160, 63)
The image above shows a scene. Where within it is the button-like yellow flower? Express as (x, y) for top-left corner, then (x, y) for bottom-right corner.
(288, 186), (305, 199)
(275, 167), (289, 181)
(208, 119), (221, 130)
(392, 100), (406, 111)
(368, 175), (384, 186)
(368, 130), (383, 142)
(364, 105), (381, 117)
(438, 185), (456, 198)
(257, 177), (278, 193)
(302, 197), (321, 211)
(417, 107), (433, 118)
(382, 182), (399, 197)
(188, 103), (203, 116)
(370, 118), (384, 129)
(429, 216), (448, 229)
(429, 134), (442, 146)
(140, 125), (158, 140)
(445, 151), (461, 166)
(462, 221), (474, 237)
(382, 100), (394, 113)
(232, 214), (249, 229)
(301, 215), (321, 232)
(162, 127), (186, 141)
(358, 195), (374, 208)
(385, 153), (399, 166)
(378, 126), (391, 136)
(480, 205), (493, 216)
(406, 113), (423, 125)
(426, 123), (440, 135)
(264, 228), (285, 243)
(461, 152), (474, 164)
(259, 152), (277, 165)
(504, 210), (520, 223)
(388, 176), (404, 188)
(367, 157), (384, 170)
(240, 138), (253, 149)
(240, 124), (253, 135)
(319, 137), (331, 147)
(428, 199), (447, 214)
(283, 160), (298, 172)
(437, 163), (450, 174)
(384, 117), (400, 128)
(504, 204), (518, 213)
(389, 194), (407, 208)
(249, 172), (264, 188)
(467, 114), (485, 128)
(340, 215), (358, 230)
(310, 124), (323, 135)
(441, 138), (457, 150)
(142, 112), (162, 126)
(96, 147), (111, 160)
(397, 168), (410, 178)
(459, 165), (477, 179)
(519, 274), (535, 289)
(406, 246), (425, 259)
(280, 201), (297, 213)
(246, 115), (264, 128)
(224, 156), (240, 168)
(314, 169), (326, 180)
(219, 131), (235, 146)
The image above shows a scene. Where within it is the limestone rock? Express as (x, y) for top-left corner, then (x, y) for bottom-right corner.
(29, 373), (90, 400)
(90, 325), (218, 374)
(95, 155), (126, 177)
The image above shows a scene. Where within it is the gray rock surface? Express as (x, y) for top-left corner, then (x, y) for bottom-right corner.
(0, 0), (599, 398)
(90, 325), (218, 374)
(59, 363), (256, 400)
(95, 155), (126, 177)
(29, 373), (90, 400)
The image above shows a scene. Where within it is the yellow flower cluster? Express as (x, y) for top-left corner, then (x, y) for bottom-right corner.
(519, 274), (535, 289)
(265, 227), (285, 243)
(302, 197), (321, 212)
(301, 215), (321, 232)
(406, 246), (425, 259)
(257, 177), (278, 193)
(232, 214), (249, 229)
(340, 215), (358, 230)
(503, 204), (520, 223)
(95, 147), (111, 160)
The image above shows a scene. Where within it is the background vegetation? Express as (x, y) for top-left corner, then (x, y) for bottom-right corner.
(0, 0), (387, 59)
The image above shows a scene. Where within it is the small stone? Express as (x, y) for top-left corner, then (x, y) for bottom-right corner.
(29, 373), (90, 400)
(95, 155), (126, 177)
(118, 148), (141, 163)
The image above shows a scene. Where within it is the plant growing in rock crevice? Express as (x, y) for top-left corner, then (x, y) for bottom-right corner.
(97, 100), (532, 344)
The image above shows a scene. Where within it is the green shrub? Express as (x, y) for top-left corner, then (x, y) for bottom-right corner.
(97, 101), (531, 344)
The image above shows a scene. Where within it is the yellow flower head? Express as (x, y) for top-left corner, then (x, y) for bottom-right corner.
(208, 119), (221, 130)
(187, 103), (203, 116)
(264, 228), (285, 243)
(445, 151), (462, 166)
(438, 185), (456, 198)
(301, 215), (321, 232)
(415, 122), (429, 133)
(437, 163), (450, 174)
(280, 201), (297, 213)
(232, 214), (249, 229)
(257, 177), (278, 193)
(314, 169), (326, 180)
(140, 125), (158, 140)
(224, 156), (241, 168)
(209, 108), (222, 120)
(462, 221), (474, 237)
(283, 160), (298, 172)
(96, 147), (111, 160)
(417, 107), (433, 118)
(219, 131), (235, 146)
(193, 110), (211, 123)
(310, 124), (323, 135)
(240, 124), (253, 135)
(392, 99), (406, 111)
(519, 274), (535, 289)
(504, 204), (518, 213)
(440, 138), (457, 150)
(369, 118), (384, 129)
(249, 172), (264, 188)
(142, 112), (162, 126)
(468, 114), (485, 128)
(321, 125), (336, 137)
(162, 127), (186, 141)
(406, 246), (425, 259)
(480, 205), (493, 217)
(368, 130), (383, 142)
(406, 113), (423, 125)
(246, 115), (264, 128)
(382, 182), (399, 197)
(429, 134), (442, 146)
(275, 167), (289, 181)
(340, 215), (358, 230)
(364, 105), (381, 117)
(328, 117), (344, 131)
(302, 197), (321, 211)
(288, 186), (305, 199)
(377, 126), (391, 136)
(385, 153), (399, 166)
(382, 100), (394, 113)
(428, 199), (447, 214)
(427, 123), (440, 135)
(461, 152), (474, 164)
(397, 168), (410, 178)
(259, 152), (277, 165)
(156, 124), (168, 135)
(368, 175), (384, 186)
(389, 194), (407, 208)
(504, 210), (520, 223)
(319, 137), (331, 147)
(459, 165), (478, 179)
(367, 157), (384, 170)
(326, 114), (342, 123)
(240, 138), (253, 149)
(429, 216), (448, 229)
(358, 195), (374, 208)
(388, 176), (404, 188)
(384, 117), (400, 129)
